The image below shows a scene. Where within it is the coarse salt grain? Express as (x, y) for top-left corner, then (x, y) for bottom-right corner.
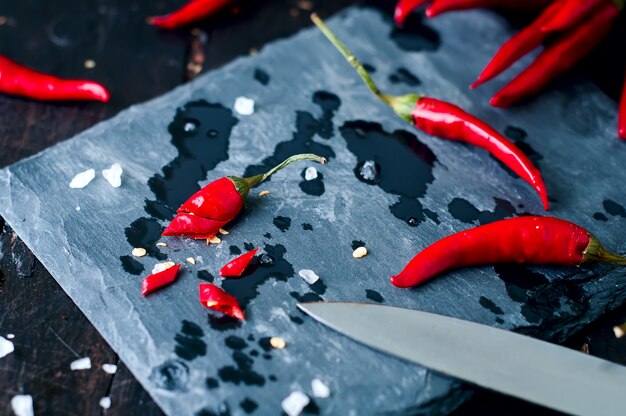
(11, 395), (34, 416)
(132, 248), (147, 257)
(234, 96), (255, 115)
(99, 397), (111, 409)
(311, 378), (330, 398)
(102, 363), (117, 374)
(151, 261), (175, 274)
(70, 357), (91, 371)
(186, 257), (196, 265)
(7, 334), (15, 339)
(270, 337), (286, 349)
(298, 269), (319, 285)
(69, 169), (96, 189)
(352, 246), (367, 258)
(304, 167), (318, 181)
(281, 391), (310, 416)
(102, 163), (123, 188)
(0, 335), (15, 358)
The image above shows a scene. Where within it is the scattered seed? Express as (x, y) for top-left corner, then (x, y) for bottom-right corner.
(259, 190), (270, 197)
(132, 247), (147, 257)
(209, 236), (221, 244)
(186, 257), (196, 265)
(0, 17), (7, 26)
(151, 261), (175, 274)
(613, 324), (626, 338)
(84, 59), (96, 69)
(352, 246), (368, 259)
(270, 337), (286, 349)
(156, 242), (167, 247)
(298, 0), (313, 10)
(218, 228), (229, 235)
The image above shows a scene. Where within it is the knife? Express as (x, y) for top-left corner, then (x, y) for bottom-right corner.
(297, 302), (626, 416)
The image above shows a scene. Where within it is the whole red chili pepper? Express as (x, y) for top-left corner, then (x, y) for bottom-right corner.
(620, 69), (626, 140)
(490, 2), (620, 108)
(425, 0), (554, 18)
(148, 0), (233, 30)
(391, 216), (626, 288)
(0, 55), (110, 102)
(163, 153), (327, 239)
(142, 263), (182, 296)
(220, 248), (259, 277)
(311, 14), (549, 210)
(470, 0), (564, 89)
(199, 283), (245, 320)
(540, 0), (608, 32)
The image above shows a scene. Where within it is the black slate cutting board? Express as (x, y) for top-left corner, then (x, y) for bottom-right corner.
(1, 7), (625, 415)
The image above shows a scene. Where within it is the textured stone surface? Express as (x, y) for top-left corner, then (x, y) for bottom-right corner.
(0, 7), (625, 416)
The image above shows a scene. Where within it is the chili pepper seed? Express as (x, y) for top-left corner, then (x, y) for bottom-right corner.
(152, 261), (176, 274)
(156, 242), (167, 247)
(352, 246), (368, 259)
(259, 190), (270, 197)
(270, 337), (287, 349)
(132, 248), (147, 257)
(209, 236), (222, 244)
(613, 324), (626, 339)
(84, 59), (96, 69)
(186, 257), (196, 265)
(218, 228), (229, 235)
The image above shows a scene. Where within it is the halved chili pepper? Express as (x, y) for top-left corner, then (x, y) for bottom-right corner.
(470, 0), (564, 89)
(620, 68), (626, 140)
(163, 153), (326, 239)
(391, 216), (626, 288)
(199, 283), (245, 320)
(220, 248), (259, 277)
(540, 0), (607, 32)
(490, 1), (620, 108)
(142, 263), (182, 296)
(425, 0), (554, 18)
(0, 55), (110, 102)
(148, 0), (233, 30)
(311, 14), (549, 210)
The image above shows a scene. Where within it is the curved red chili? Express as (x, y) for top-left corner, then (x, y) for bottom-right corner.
(540, 0), (606, 32)
(220, 248), (259, 277)
(425, 0), (553, 18)
(0, 55), (109, 102)
(163, 153), (326, 239)
(490, 1), (619, 108)
(142, 263), (182, 296)
(199, 283), (245, 320)
(470, 0), (563, 89)
(620, 68), (626, 140)
(391, 216), (626, 288)
(311, 14), (549, 210)
(148, 0), (233, 30)
(395, 0), (430, 26)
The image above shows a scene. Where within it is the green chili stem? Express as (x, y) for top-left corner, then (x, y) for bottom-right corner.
(241, 153), (327, 189)
(583, 235), (626, 265)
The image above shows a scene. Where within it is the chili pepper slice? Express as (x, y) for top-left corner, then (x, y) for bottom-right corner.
(148, 0), (233, 30)
(163, 154), (327, 239)
(142, 263), (182, 296)
(0, 55), (110, 102)
(425, 0), (554, 18)
(490, 1), (620, 108)
(391, 216), (626, 288)
(199, 283), (245, 320)
(311, 14), (549, 210)
(620, 68), (626, 140)
(470, 0), (564, 89)
(540, 0), (607, 32)
(220, 248), (259, 277)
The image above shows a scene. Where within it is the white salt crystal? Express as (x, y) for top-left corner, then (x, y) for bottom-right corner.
(298, 269), (319, 285)
(102, 363), (117, 374)
(11, 395), (34, 416)
(311, 378), (330, 398)
(75, 206), (81, 211)
(102, 163), (123, 188)
(304, 167), (318, 181)
(99, 397), (111, 410)
(151, 261), (175, 274)
(70, 357), (91, 371)
(69, 169), (95, 189)
(0, 335), (15, 358)
(281, 391), (310, 416)
(234, 96), (255, 115)
(7, 334), (15, 339)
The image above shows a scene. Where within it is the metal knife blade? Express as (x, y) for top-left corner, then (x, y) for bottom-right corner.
(297, 302), (626, 416)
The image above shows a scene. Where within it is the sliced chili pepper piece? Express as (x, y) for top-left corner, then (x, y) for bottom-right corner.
(0, 55), (110, 102)
(199, 283), (245, 320)
(311, 14), (549, 210)
(142, 263), (182, 296)
(391, 216), (626, 288)
(470, 0), (564, 89)
(426, 0), (554, 18)
(220, 248), (259, 277)
(395, 0), (432, 26)
(148, 0), (233, 30)
(540, 0), (606, 32)
(162, 213), (228, 240)
(490, 2), (619, 108)
(620, 68), (626, 140)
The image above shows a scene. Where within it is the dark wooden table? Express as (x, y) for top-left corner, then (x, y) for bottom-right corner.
(1, 1), (624, 414)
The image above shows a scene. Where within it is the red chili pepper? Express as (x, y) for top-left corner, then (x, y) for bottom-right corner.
(470, 0), (564, 89)
(391, 216), (626, 288)
(540, 0), (607, 32)
(490, 2), (620, 108)
(199, 283), (245, 320)
(163, 154), (326, 239)
(311, 14), (549, 210)
(220, 248), (259, 277)
(425, 0), (554, 18)
(148, 0), (233, 30)
(0, 55), (109, 102)
(142, 263), (182, 296)
(395, 0), (431, 26)
(620, 69), (626, 140)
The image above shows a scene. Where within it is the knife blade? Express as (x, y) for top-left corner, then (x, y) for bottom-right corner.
(297, 302), (626, 416)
